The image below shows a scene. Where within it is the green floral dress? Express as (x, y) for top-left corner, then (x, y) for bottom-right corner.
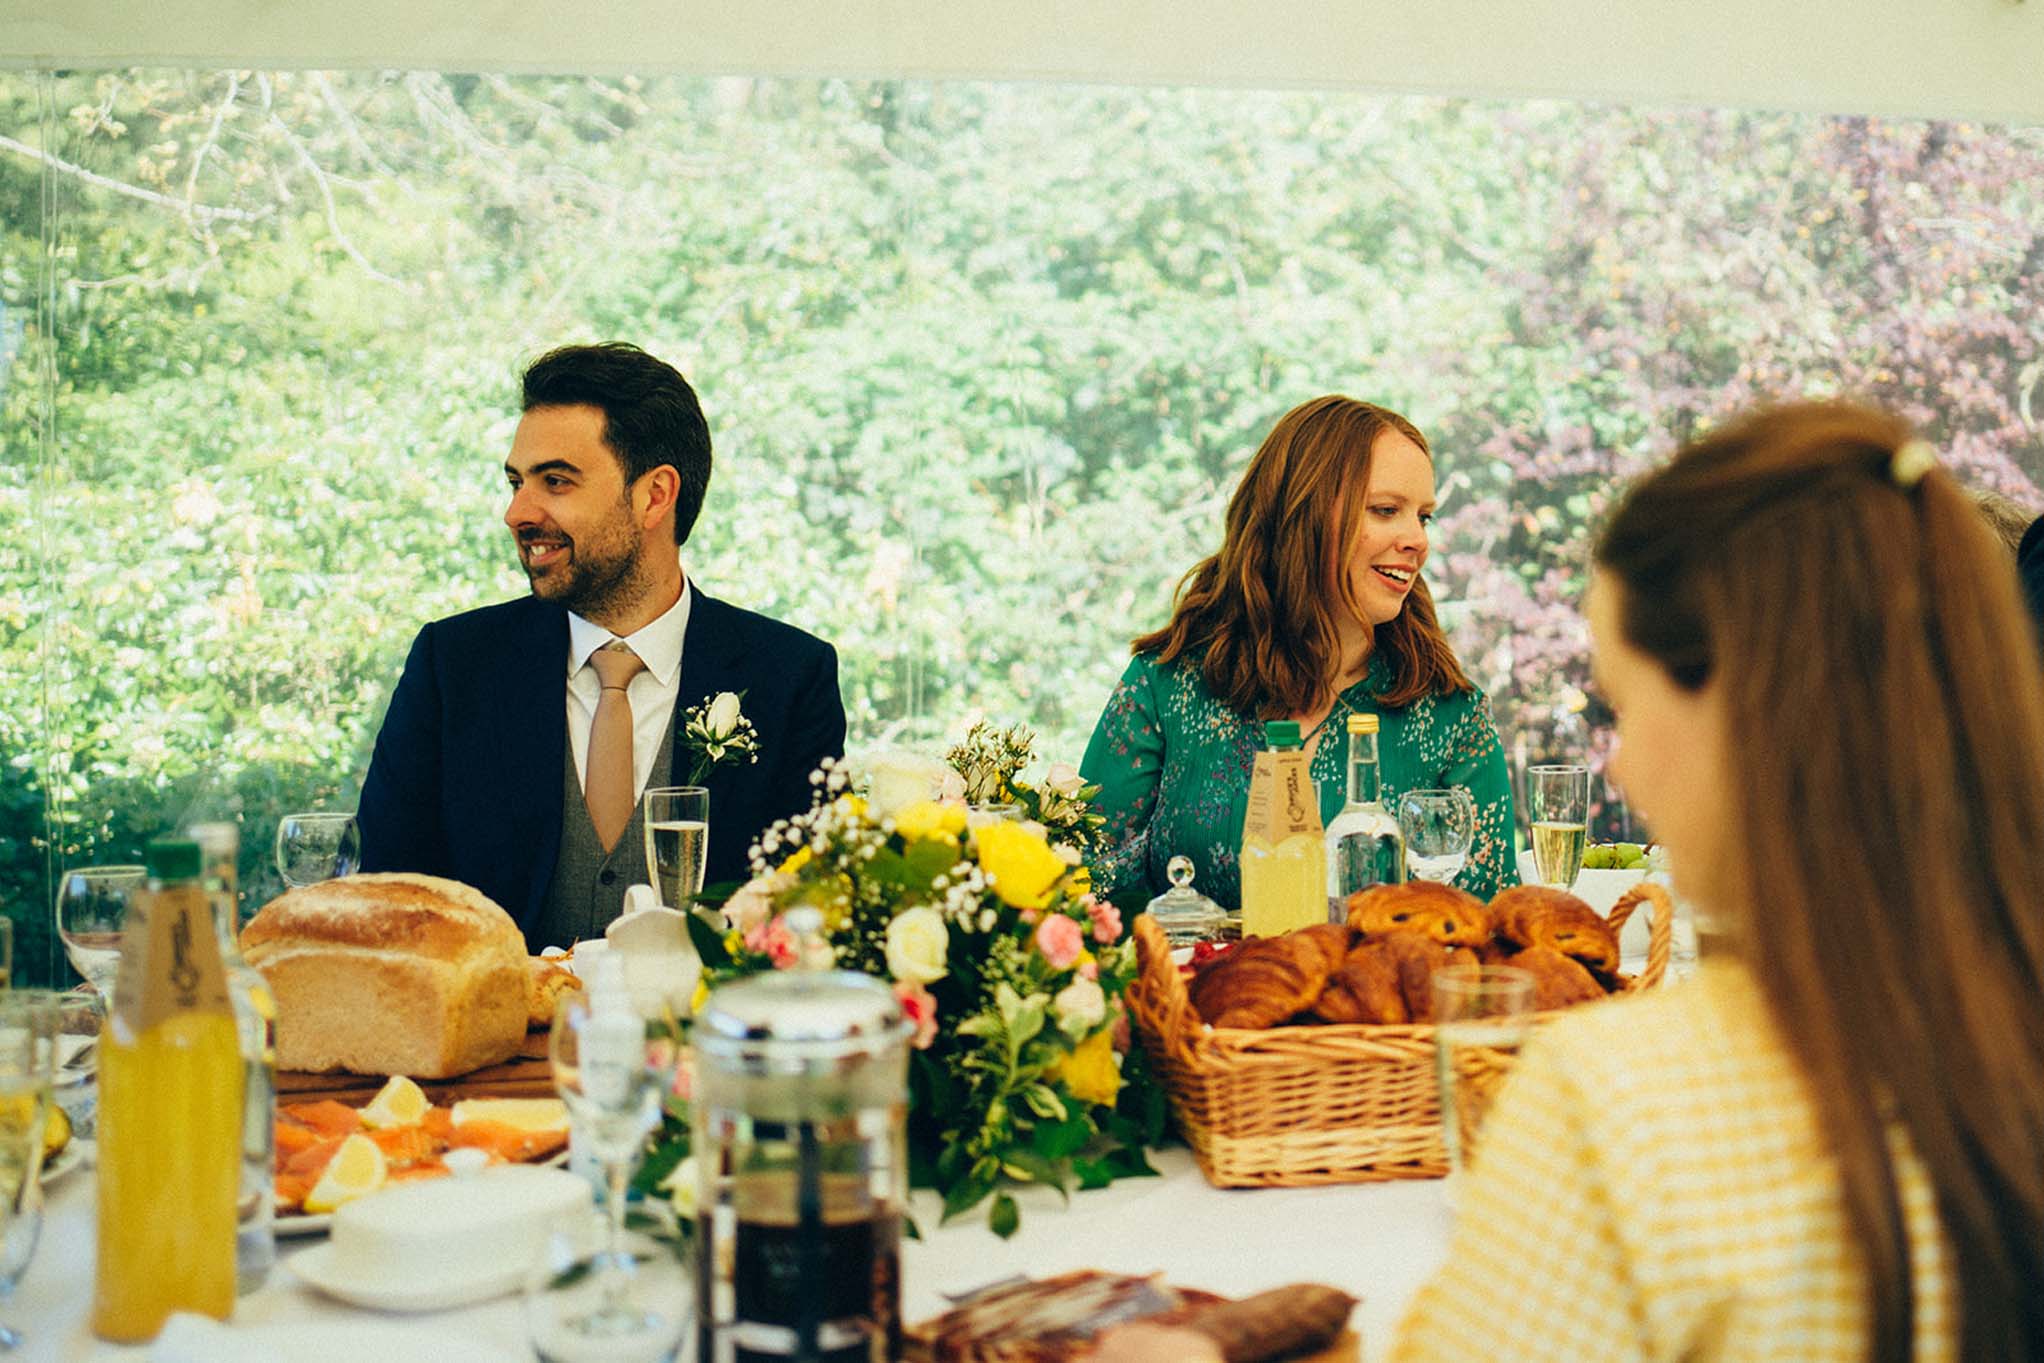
(1080, 651), (1520, 911)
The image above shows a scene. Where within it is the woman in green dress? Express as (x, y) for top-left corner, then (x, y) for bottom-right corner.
(1080, 395), (1518, 911)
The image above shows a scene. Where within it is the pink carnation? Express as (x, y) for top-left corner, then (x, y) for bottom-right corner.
(1086, 898), (1123, 945)
(746, 915), (798, 969)
(1034, 914), (1085, 970)
(894, 980), (939, 1051)
(1078, 958), (1098, 981)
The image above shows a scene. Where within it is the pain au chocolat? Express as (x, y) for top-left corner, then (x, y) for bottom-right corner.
(1487, 884), (1622, 973)
(1344, 881), (1491, 948)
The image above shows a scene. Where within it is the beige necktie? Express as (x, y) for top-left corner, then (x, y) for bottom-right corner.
(585, 643), (647, 853)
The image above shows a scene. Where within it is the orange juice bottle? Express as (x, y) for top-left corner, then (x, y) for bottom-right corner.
(93, 838), (243, 1342)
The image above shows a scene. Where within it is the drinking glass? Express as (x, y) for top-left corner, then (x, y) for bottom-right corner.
(546, 984), (684, 1354)
(1525, 765), (1591, 889)
(1398, 788), (1477, 884)
(1432, 965), (1534, 1179)
(0, 991), (58, 1350)
(641, 787), (708, 909)
(526, 1215), (690, 1363)
(55, 865), (146, 1000)
(274, 812), (361, 889)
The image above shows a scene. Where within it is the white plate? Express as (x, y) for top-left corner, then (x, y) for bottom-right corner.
(275, 1148), (569, 1237)
(40, 1139), (89, 1185)
(289, 1241), (528, 1313)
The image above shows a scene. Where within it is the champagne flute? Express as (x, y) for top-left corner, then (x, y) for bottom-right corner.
(1398, 788), (1477, 884)
(273, 812), (361, 889)
(546, 965), (683, 1350)
(55, 866), (146, 1000)
(0, 991), (58, 1351)
(1526, 765), (1591, 889)
(641, 787), (708, 909)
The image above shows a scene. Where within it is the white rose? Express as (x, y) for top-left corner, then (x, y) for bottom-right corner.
(1045, 761), (1085, 797)
(707, 691), (743, 736)
(659, 1154), (699, 1219)
(862, 749), (950, 819)
(884, 905), (950, 985)
(1052, 976), (1107, 1033)
(938, 770), (967, 803)
(723, 874), (781, 933)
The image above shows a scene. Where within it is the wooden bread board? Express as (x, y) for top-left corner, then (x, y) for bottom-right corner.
(276, 1027), (553, 1105)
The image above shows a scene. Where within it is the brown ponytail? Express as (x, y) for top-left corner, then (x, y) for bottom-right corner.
(1596, 402), (2044, 1363)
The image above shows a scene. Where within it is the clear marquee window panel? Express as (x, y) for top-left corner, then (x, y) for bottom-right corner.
(4, 69), (2038, 983)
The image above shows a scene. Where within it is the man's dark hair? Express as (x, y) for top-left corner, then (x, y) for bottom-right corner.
(521, 342), (712, 545)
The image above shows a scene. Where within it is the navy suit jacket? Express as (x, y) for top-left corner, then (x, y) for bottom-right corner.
(356, 590), (845, 946)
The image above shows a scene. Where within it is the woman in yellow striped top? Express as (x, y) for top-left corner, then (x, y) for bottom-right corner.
(1393, 403), (2044, 1363)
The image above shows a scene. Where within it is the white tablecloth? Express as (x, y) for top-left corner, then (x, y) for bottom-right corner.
(25, 1147), (1451, 1362)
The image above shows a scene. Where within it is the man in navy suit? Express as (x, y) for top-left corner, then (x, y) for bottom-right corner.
(357, 342), (845, 949)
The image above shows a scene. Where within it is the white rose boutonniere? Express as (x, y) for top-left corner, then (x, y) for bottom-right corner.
(884, 905), (950, 985)
(682, 690), (760, 785)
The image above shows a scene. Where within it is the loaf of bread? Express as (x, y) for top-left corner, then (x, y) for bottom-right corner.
(527, 956), (580, 1030)
(242, 874), (529, 1079)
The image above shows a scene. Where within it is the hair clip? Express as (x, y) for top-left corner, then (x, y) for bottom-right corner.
(1889, 439), (1937, 490)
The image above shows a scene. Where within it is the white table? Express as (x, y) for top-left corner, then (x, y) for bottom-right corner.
(25, 1147), (1450, 1361)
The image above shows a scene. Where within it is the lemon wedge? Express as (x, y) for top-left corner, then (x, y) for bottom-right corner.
(304, 1133), (388, 1213)
(358, 1075), (430, 1129)
(450, 1098), (569, 1135)
(42, 1104), (69, 1161)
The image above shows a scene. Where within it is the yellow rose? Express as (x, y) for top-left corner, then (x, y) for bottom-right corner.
(894, 799), (966, 844)
(974, 822), (1067, 910)
(1053, 1027), (1122, 1108)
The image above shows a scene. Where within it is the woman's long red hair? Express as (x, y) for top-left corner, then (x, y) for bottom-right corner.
(1134, 395), (1472, 715)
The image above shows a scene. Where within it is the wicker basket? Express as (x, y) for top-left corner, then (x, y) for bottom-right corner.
(1125, 882), (1675, 1187)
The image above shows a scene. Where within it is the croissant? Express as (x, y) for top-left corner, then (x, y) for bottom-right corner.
(1505, 945), (1609, 1011)
(1346, 881), (1491, 948)
(1489, 885), (1621, 973)
(1189, 933), (1338, 1029)
(1308, 944), (1409, 1024)
(1377, 934), (1478, 1022)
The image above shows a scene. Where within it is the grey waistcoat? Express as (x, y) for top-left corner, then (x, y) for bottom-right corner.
(532, 712), (678, 949)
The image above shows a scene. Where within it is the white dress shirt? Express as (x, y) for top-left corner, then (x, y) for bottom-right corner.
(565, 581), (692, 801)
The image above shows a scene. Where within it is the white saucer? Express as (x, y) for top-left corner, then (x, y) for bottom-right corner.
(40, 1139), (89, 1186)
(290, 1242), (524, 1312)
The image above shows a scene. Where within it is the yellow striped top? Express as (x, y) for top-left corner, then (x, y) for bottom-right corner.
(1390, 960), (1953, 1363)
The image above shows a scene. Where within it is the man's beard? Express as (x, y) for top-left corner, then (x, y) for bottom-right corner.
(519, 525), (647, 621)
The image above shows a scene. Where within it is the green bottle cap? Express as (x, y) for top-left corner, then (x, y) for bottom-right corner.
(1263, 720), (1302, 748)
(145, 838), (203, 881)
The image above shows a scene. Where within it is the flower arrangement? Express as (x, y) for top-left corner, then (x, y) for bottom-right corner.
(679, 690), (760, 786)
(661, 756), (1162, 1237)
(945, 720), (1104, 852)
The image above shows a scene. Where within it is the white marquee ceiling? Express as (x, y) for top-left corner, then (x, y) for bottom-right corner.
(3, 0), (2042, 125)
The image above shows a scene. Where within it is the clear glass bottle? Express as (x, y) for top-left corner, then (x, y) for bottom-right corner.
(189, 821), (276, 1294)
(1240, 720), (1327, 938)
(1324, 713), (1406, 920)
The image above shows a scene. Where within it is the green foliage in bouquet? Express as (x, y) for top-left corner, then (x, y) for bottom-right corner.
(681, 757), (1163, 1237)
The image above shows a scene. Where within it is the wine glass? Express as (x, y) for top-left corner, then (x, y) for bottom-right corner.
(274, 812), (361, 889)
(0, 991), (58, 1351)
(1526, 764), (1592, 889)
(526, 1216), (690, 1363)
(55, 866), (146, 1000)
(545, 967), (685, 1354)
(1398, 788), (1477, 884)
(641, 787), (708, 909)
